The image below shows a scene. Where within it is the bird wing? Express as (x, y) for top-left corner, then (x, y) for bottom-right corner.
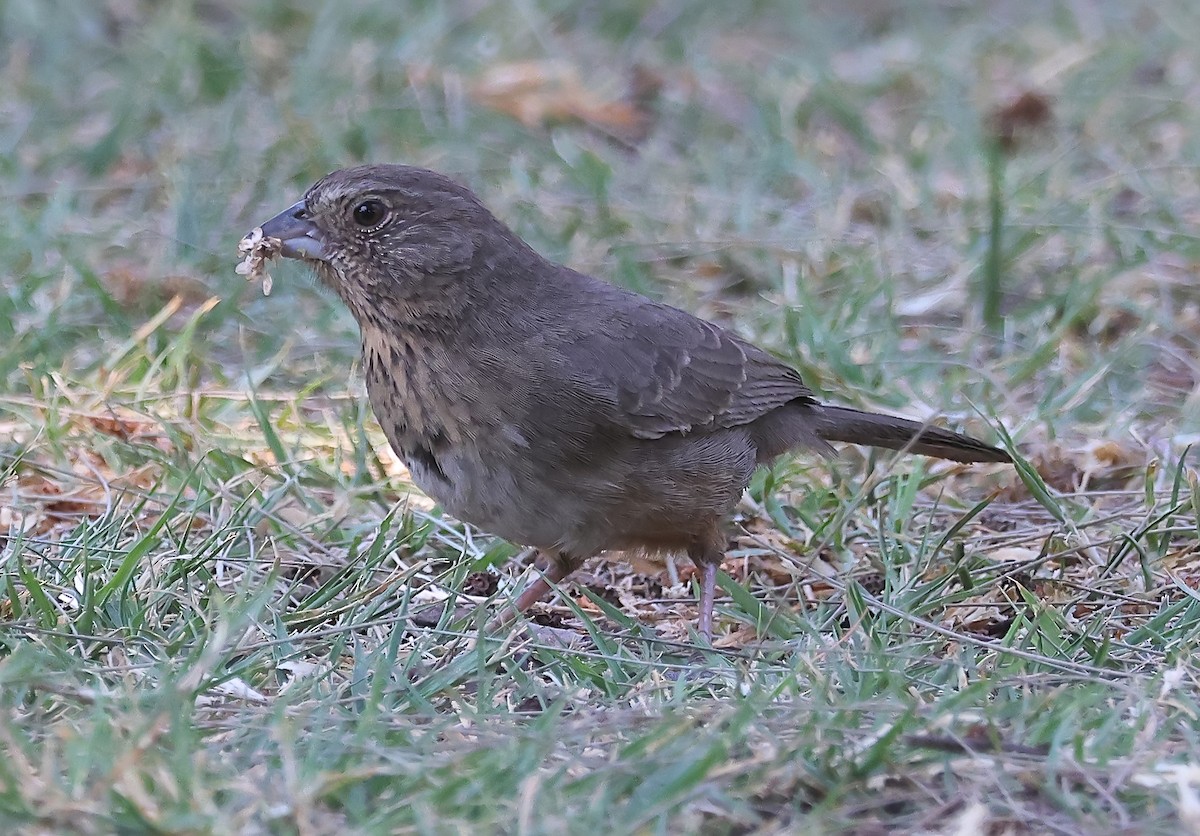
(551, 290), (818, 440)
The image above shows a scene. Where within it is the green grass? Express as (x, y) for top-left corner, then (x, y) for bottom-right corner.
(3, 0), (1200, 832)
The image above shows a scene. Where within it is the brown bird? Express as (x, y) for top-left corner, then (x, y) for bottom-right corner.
(249, 164), (1010, 641)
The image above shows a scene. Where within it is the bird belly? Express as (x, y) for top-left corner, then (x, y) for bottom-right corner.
(408, 450), (572, 549)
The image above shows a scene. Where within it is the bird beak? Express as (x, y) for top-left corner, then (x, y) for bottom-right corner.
(258, 200), (328, 261)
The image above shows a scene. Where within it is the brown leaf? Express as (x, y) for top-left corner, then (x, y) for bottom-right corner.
(987, 90), (1053, 153)
(996, 439), (1141, 498)
(713, 623), (760, 649)
(103, 262), (212, 308)
(471, 61), (656, 142)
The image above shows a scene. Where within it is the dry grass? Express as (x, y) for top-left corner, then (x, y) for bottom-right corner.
(3, 1), (1200, 833)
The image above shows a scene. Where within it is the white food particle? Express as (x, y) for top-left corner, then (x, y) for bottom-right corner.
(236, 226), (283, 296)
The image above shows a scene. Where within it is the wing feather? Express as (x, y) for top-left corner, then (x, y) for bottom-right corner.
(551, 289), (816, 440)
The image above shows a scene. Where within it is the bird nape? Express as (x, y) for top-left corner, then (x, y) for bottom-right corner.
(244, 163), (1011, 643)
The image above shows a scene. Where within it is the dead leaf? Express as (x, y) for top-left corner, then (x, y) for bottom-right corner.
(987, 90), (1053, 153)
(997, 439), (1142, 498)
(471, 61), (657, 142)
(103, 262), (212, 308)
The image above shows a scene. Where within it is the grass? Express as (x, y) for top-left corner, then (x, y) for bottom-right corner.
(3, 0), (1200, 832)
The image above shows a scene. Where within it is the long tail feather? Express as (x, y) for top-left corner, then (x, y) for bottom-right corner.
(814, 406), (1010, 463)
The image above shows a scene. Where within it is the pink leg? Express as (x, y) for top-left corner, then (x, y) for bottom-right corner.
(688, 529), (726, 644)
(487, 552), (575, 631)
(697, 561), (717, 643)
(513, 567), (567, 611)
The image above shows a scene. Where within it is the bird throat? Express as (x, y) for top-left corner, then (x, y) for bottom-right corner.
(318, 260), (471, 333)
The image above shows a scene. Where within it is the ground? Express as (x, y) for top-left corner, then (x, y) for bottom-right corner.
(2, 1), (1200, 833)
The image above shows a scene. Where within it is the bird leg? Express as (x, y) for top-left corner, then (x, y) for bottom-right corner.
(512, 561), (571, 611)
(688, 534), (726, 643)
(487, 550), (576, 631)
(697, 562), (718, 642)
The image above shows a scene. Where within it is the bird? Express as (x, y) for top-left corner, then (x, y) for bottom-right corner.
(246, 164), (1010, 642)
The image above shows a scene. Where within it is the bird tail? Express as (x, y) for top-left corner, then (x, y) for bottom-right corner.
(813, 406), (1010, 464)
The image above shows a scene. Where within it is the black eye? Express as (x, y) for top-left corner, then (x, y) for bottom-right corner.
(352, 199), (386, 227)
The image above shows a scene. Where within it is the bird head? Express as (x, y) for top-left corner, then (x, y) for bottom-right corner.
(254, 164), (530, 327)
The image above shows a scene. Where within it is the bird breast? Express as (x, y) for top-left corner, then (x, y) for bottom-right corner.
(360, 329), (559, 544)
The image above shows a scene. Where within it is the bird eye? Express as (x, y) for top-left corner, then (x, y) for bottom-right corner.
(352, 199), (386, 228)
